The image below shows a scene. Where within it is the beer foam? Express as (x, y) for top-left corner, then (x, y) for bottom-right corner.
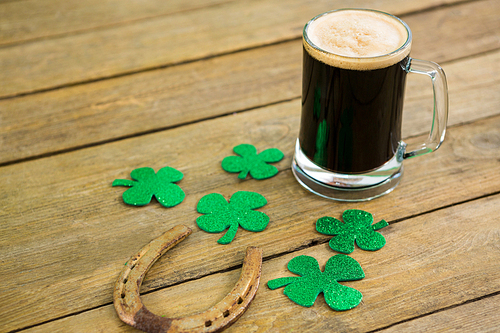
(305, 10), (411, 70)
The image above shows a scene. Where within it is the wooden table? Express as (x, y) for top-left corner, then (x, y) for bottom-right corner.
(1, 0), (499, 332)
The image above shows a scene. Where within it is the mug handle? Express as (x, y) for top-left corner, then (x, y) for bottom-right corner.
(403, 58), (449, 159)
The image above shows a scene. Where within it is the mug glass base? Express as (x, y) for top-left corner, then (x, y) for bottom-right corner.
(292, 139), (404, 202)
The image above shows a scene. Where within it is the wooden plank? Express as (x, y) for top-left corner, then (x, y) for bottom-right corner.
(1, 0), (493, 98)
(1, 100), (500, 331)
(20, 194), (500, 332)
(379, 294), (500, 332)
(1, 14), (499, 165)
(0, 0), (233, 46)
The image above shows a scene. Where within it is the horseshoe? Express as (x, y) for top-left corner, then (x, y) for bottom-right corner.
(113, 224), (262, 333)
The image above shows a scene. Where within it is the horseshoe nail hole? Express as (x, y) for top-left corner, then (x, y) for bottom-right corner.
(121, 293), (125, 299)
(237, 297), (244, 304)
(123, 278), (128, 284)
(223, 310), (230, 318)
(205, 320), (212, 327)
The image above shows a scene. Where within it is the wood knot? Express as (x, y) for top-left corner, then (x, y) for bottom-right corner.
(470, 132), (500, 150)
(301, 308), (319, 321)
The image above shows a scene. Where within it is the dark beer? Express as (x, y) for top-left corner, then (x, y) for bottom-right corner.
(298, 9), (411, 173)
(298, 50), (409, 172)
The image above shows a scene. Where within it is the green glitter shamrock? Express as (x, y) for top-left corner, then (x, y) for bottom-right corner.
(221, 144), (284, 180)
(112, 166), (185, 207)
(316, 209), (389, 254)
(196, 191), (269, 244)
(267, 254), (365, 311)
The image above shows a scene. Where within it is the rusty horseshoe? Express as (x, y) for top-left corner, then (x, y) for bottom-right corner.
(113, 224), (262, 333)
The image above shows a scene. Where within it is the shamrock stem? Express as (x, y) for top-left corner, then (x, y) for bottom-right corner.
(217, 223), (239, 244)
(267, 277), (297, 290)
(112, 179), (136, 187)
(372, 219), (389, 230)
(238, 169), (250, 180)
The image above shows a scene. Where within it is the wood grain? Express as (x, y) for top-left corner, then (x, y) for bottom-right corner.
(21, 194), (500, 332)
(1, 99), (500, 332)
(1, 0), (491, 98)
(0, 0), (233, 46)
(379, 294), (500, 332)
(1, 11), (499, 164)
